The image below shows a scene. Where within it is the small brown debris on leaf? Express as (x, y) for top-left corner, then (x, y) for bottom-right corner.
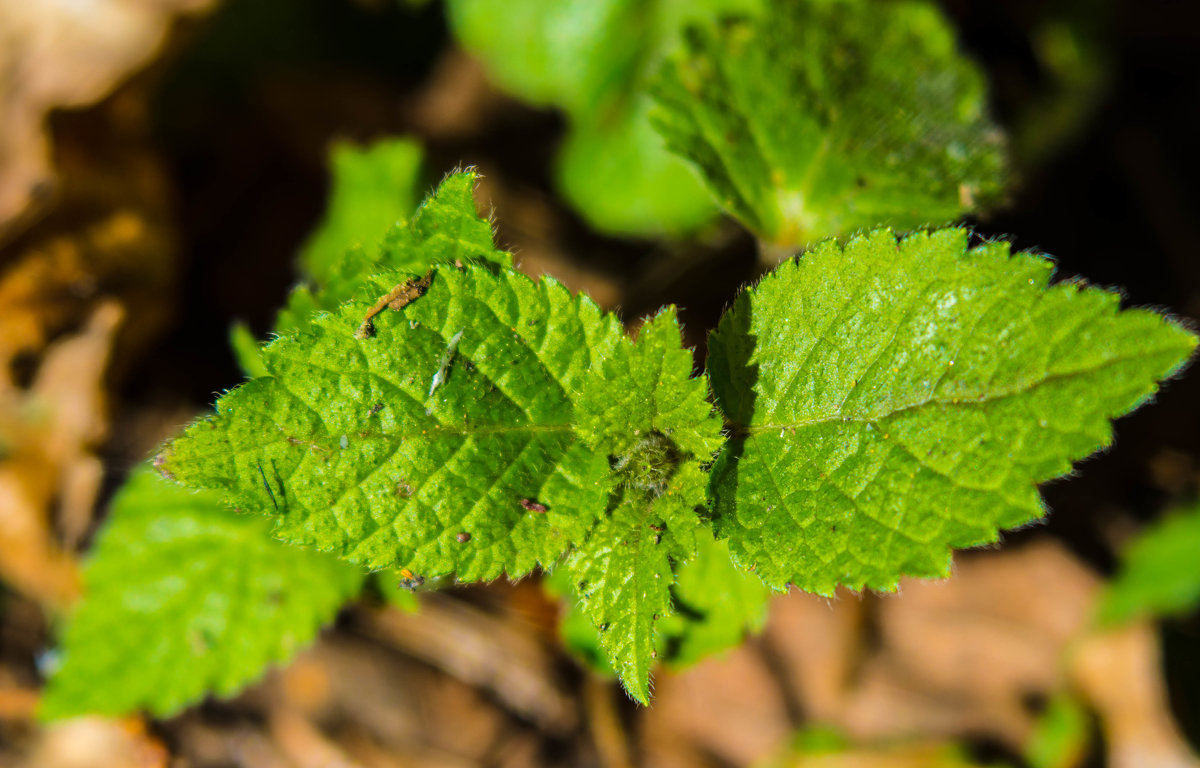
(456, 532), (471, 543)
(353, 271), (433, 339)
(520, 498), (548, 513)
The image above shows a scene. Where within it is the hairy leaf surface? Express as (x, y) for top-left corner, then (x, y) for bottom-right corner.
(566, 309), (723, 702)
(278, 170), (510, 335)
(709, 229), (1196, 593)
(555, 534), (769, 682)
(41, 468), (362, 719)
(651, 0), (1006, 246)
(164, 267), (623, 581)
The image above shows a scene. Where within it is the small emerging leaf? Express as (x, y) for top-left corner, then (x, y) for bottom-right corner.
(1096, 502), (1200, 626)
(1025, 692), (1090, 768)
(709, 228), (1195, 594)
(565, 485), (696, 705)
(299, 137), (424, 285)
(651, 0), (1006, 246)
(230, 320), (269, 379)
(40, 468), (362, 719)
(551, 535), (768, 678)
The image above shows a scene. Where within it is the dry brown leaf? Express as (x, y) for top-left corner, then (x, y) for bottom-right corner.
(644, 639), (793, 768)
(0, 238), (93, 396)
(0, 208), (174, 398)
(0, 0), (212, 242)
(269, 708), (369, 768)
(360, 595), (576, 734)
(25, 716), (167, 768)
(1070, 622), (1200, 768)
(767, 541), (1098, 748)
(0, 300), (123, 607)
(0, 193), (178, 609)
(646, 540), (1181, 765)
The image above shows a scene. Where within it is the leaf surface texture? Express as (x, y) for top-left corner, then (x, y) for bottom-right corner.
(651, 0), (1006, 245)
(41, 469), (362, 719)
(708, 229), (1196, 593)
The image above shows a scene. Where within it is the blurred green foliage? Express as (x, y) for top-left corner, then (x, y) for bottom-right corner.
(446, 0), (760, 236)
(1097, 502), (1200, 626)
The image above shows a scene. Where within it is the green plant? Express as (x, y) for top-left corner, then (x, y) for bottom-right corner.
(446, 0), (1003, 240)
(40, 0), (1195, 716)
(1096, 500), (1200, 627)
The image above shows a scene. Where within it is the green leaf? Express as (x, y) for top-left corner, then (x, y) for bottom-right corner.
(162, 266), (625, 581)
(550, 535), (767, 677)
(40, 467), (363, 719)
(1096, 503), (1200, 626)
(565, 308), (723, 702)
(230, 321), (269, 379)
(650, 0), (1007, 246)
(374, 170), (511, 273)
(165, 291), (722, 701)
(544, 568), (616, 677)
(277, 170), (512, 335)
(445, 0), (645, 116)
(575, 307), (723, 461)
(557, 95), (717, 236)
(298, 137), (424, 285)
(564, 480), (701, 705)
(1025, 692), (1090, 768)
(708, 228), (1196, 594)
(445, 0), (755, 236)
(656, 534), (770, 668)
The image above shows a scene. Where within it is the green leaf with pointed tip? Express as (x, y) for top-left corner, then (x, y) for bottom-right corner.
(552, 532), (769, 679)
(40, 467), (362, 720)
(576, 307), (723, 461)
(162, 266), (624, 581)
(299, 137), (424, 285)
(650, 0), (1007, 246)
(374, 170), (510, 272)
(278, 170), (512, 335)
(1096, 503), (1200, 626)
(565, 309), (723, 702)
(565, 466), (708, 704)
(544, 568), (617, 677)
(709, 228), (1196, 594)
